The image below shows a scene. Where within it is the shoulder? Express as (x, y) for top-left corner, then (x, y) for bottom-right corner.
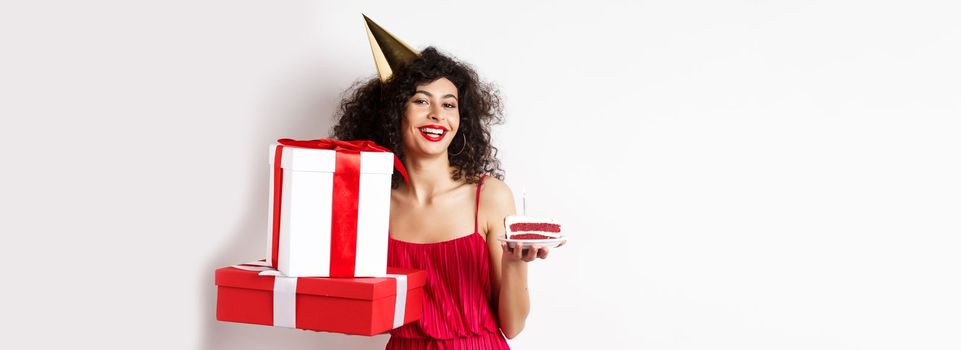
(480, 177), (514, 209)
(479, 177), (516, 235)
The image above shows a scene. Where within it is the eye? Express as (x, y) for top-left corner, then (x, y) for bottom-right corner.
(444, 103), (457, 109)
(413, 99), (428, 105)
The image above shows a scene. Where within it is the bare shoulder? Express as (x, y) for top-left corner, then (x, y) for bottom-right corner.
(481, 177), (515, 208)
(479, 177), (516, 236)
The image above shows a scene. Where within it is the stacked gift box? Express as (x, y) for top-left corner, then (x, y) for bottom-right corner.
(215, 139), (424, 335)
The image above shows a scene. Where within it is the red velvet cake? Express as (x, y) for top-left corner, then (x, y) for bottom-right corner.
(505, 215), (562, 240)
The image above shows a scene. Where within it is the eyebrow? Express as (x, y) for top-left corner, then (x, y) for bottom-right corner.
(415, 90), (458, 100)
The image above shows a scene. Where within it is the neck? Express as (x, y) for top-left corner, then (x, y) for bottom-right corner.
(401, 152), (457, 204)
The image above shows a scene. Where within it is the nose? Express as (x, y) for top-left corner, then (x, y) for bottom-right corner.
(428, 103), (444, 121)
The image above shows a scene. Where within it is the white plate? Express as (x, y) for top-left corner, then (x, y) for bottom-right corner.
(496, 236), (566, 249)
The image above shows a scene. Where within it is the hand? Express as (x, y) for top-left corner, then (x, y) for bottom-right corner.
(500, 240), (564, 262)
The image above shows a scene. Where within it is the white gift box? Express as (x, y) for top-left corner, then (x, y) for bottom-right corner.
(266, 142), (395, 277)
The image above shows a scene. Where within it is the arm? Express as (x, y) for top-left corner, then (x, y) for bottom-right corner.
(481, 178), (537, 339)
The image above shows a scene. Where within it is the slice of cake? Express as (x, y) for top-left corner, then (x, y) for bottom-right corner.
(505, 215), (562, 240)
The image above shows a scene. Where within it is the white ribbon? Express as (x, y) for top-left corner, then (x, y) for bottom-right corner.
(272, 276), (297, 328)
(230, 261), (296, 328)
(230, 261), (409, 330)
(384, 273), (407, 328)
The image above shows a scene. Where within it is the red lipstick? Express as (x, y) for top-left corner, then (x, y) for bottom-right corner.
(417, 124), (448, 142)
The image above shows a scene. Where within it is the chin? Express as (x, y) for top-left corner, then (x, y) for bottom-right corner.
(424, 145), (451, 156)
(405, 142), (451, 158)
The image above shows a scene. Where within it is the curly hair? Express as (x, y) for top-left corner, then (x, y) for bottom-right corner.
(331, 47), (505, 188)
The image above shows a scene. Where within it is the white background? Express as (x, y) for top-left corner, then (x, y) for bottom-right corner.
(2, 1), (959, 349)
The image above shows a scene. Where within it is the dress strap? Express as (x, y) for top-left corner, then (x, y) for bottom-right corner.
(474, 174), (488, 234)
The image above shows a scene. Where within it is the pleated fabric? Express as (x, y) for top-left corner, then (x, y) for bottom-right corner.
(385, 331), (508, 350)
(386, 175), (510, 350)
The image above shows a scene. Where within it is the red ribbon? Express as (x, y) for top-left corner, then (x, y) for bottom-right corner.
(270, 139), (407, 276)
(271, 146), (284, 268)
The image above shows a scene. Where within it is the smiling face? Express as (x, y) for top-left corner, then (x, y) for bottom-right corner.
(400, 77), (461, 158)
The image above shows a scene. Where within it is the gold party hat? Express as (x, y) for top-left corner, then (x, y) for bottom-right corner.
(363, 14), (420, 82)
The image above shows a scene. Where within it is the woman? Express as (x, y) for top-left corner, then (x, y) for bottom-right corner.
(332, 47), (560, 349)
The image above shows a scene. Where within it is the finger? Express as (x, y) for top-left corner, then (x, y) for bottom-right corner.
(525, 245), (539, 261)
(500, 242), (509, 255)
(513, 243), (524, 259)
(538, 247), (550, 259)
(557, 240), (567, 248)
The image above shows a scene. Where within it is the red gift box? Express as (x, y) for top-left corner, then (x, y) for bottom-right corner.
(215, 262), (426, 336)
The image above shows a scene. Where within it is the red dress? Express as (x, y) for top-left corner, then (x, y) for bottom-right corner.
(386, 175), (510, 350)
